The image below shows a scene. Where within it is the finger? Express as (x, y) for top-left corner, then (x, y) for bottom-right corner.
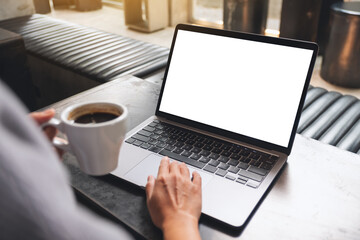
(157, 157), (170, 177)
(179, 162), (190, 178)
(43, 126), (57, 141)
(146, 175), (155, 199)
(30, 109), (55, 125)
(192, 171), (202, 188)
(169, 160), (180, 174)
(53, 137), (66, 158)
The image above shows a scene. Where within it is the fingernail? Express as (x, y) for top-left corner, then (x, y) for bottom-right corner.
(44, 108), (55, 114)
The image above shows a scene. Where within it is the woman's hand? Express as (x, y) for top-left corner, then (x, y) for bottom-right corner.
(29, 109), (63, 157)
(146, 157), (202, 240)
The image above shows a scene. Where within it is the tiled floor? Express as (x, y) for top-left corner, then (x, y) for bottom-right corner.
(46, 5), (360, 98)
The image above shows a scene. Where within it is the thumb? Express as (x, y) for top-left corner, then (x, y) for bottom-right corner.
(30, 109), (55, 125)
(146, 175), (155, 200)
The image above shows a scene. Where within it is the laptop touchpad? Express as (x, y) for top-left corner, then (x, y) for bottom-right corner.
(124, 154), (213, 189)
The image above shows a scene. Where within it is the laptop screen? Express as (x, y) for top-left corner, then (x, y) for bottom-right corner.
(158, 26), (316, 150)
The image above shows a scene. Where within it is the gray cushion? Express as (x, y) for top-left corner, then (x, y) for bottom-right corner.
(298, 87), (360, 154)
(0, 14), (169, 83)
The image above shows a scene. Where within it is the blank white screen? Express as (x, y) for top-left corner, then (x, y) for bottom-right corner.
(159, 30), (314, 147)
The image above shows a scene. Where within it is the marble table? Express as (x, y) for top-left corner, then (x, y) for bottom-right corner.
(48, 75), (360, 240)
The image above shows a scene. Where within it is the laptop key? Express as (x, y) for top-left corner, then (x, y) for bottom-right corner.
(155, 124), (164, 130)
(155, 129), (163, 135)
(218, 163), (230, 170)
(215, 169), (227, 177)
(164, 144), (175, 151)
(148, 139), (158, 145)
(203, 139), (214, 145)
(248, 166), (268, 176)
(199, 156), (210, 163)
(175, 142), (184, 148)
(181, 151), (191, 157)
(240, 150), (251, 157)
(228, 166), (240, 174)
(260, 162), (272, 170)
(225, 174), (236, 181)
(209, 153), (220, 160)
(222, 151), (232, 157)
(133, 140), (143, 146)
(173, 147), (183, 154)
(250, 160), (261, 167)
(166, 139), (176, 145)
(133, 134), (150, 142)
(186, 139), (196, 145)
(236, 178), (247, 184)
(190, 153), (201, 160)
(143, 126), (155, 132)
(221, 144), (231, 151)
(148, 122), (157, 127)
(200, 150), (211, 157)
(230, 153), (241, 160)
(241, 158), (251, 164)
(247, 181), (260, 189)
(182, 144), (192, 151)
(195, 142), (204, 148)
(238, 170), (263, 182)
(250, 153), (261, 160)
(158, 136), (168, 142)
(203, 145), (213, 151)
(238, 162), (249, 170)
(203, 165), (217, 173)
(138, 130), (152, 137)
(140, 143), (151, 149)
(178, 137), (187, 142)
(191, 147), (201, 154)
(230, 147), (240, 153)
(125, 138), (135, 144)
(212, 148), (222, 154)
(228, 159), (238, 166)
(149, 146), (162, 153)
(156, 141), (166, 148)
(218, 156), (229, 163)
(150, 134), (161, 140)
(209, 159), (220, 167)
(159, 149), (206, 169)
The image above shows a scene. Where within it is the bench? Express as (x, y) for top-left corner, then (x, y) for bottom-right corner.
(0, 14), (359, 155)
(0, 14), (169, 107)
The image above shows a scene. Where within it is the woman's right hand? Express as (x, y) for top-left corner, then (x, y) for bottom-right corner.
(146, 157), (202, 240)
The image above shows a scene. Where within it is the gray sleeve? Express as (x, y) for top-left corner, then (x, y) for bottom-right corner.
(0, 81), (135, 240)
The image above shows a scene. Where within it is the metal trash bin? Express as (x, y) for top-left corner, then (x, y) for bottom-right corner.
(53, 0), (75, 8)
(317, 0), (343, 55)
(320, 2), (360, 88)
(279, 0), (322, 42)
(76, 0), (102, 11)
(33, 0), (51, 14)
(223, 0), (269, 34)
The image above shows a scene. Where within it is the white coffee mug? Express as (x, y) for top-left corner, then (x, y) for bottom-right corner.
(45, 101), (128, 176)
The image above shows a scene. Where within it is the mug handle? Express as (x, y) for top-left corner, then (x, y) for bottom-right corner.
(42, 118), (72, 153)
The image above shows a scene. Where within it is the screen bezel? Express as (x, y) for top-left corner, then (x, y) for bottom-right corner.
(155, 24), (318, 155)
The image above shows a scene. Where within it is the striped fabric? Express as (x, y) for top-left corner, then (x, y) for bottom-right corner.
(298, 86), (360, 154)
(0, 14), (169, 83)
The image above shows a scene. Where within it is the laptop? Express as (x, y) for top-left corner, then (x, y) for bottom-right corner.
(112, 24), (318, 227)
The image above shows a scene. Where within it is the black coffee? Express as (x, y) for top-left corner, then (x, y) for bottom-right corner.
(74, 112), (118, 124)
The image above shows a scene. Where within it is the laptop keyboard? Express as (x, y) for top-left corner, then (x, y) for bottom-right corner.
(125, 120), (279, 188)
